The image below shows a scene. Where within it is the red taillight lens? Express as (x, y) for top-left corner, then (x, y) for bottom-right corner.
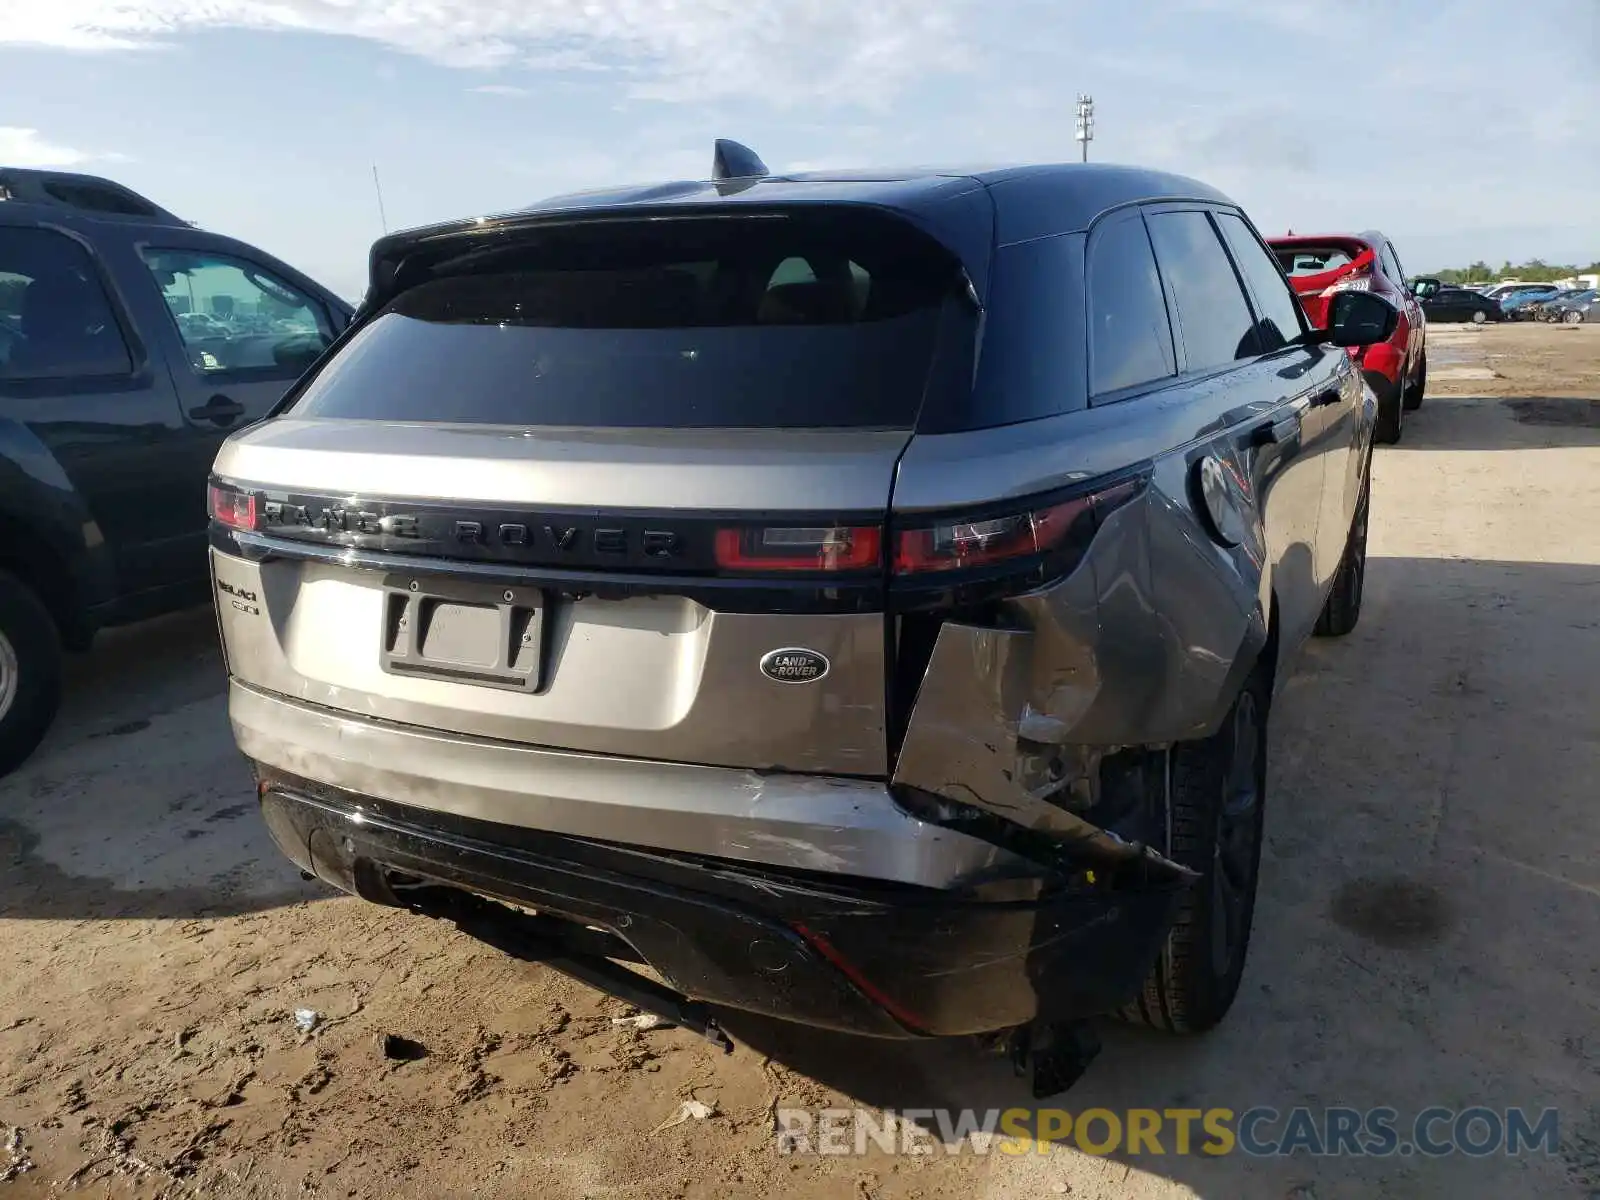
(714, 525), (882, 572)
(208, 483), (257, 532)
(892, 479), (1139, 577)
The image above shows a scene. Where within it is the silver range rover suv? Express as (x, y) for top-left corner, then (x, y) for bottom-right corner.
(209, 145), (1395, 1080)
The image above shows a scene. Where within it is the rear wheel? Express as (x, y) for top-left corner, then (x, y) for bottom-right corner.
(1471, 309), (1487, 325)
(1564, 308), (1584, 326)
(1120, 665), (1269, 1034)
(1315, 469), (1369, 638)
(1372, 372), (1404, 445)
(0, 571), (62, 778)
(1402, 351), (1426, 411)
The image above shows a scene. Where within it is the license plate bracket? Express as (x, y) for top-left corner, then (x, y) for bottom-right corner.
(380, 573), (544, 692)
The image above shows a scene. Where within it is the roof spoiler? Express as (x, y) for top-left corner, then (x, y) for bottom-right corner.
(711, 139), (769, 182)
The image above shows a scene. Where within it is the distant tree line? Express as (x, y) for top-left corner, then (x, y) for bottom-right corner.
(1434, 259), (1600, 284)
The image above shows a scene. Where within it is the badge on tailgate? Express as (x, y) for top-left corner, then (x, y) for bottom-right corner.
(381, 574), (544, 692)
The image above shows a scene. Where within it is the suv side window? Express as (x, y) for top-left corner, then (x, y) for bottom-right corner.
(0, 226), (133, 380)
(1086, 213), (1176, 397)
(1215, 213), (1306, 353)
(140, 249), (332, 376)
(1145, 211), (1258, 371)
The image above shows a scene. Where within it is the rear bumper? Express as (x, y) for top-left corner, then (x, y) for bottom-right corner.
(229, 681), (1022, 891)
(254, 774), (1184, 1037)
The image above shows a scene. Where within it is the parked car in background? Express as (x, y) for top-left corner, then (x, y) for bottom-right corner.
(0, 166), (352, 773)
(1481, 282), (1546, 302)
(1411, 279), (1505, 325)
(1549, 292), (1600, 324)
(1501, 286), (1563, 319)
(1538, 289), (1596, 322)
(210, 149), (1399, 1083)
(1268, 231), (1425, 443)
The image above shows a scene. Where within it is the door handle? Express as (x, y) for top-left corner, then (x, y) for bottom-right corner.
(189, 394), (245, 426)
(1310, 388), (1342, 407)
(1252, 414), (1300, 446)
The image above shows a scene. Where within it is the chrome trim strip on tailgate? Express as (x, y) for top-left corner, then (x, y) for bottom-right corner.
(229, 681), (1027, 890)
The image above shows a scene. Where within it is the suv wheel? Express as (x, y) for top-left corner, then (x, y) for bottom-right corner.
(1402, 351), (1426, 411)
(1314, 470), (1369, 638)
(1564, 308), (1584, 326)
(0, 571), (63, 778)
(1121, 665), (1269, 1034)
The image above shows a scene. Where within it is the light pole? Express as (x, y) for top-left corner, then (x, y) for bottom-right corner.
(1075, 94), (1095, 163)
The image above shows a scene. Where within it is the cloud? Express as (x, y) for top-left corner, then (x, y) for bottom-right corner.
(0, 127), (91, 167)
(469, 84), (530, 97)
(1, 0), (971, 106)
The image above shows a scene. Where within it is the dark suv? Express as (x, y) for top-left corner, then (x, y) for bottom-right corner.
(0, 168), (351, 772)
(210, 147), (1395, 1082)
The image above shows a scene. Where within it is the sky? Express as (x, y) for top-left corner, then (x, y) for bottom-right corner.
(3, 0), (1596, 300)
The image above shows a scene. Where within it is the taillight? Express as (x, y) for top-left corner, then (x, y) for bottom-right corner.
(894, 495), (1093, 573)
(714, 525), (882, 572)
(1321, 271), (1372, 298)
(208, 483), (257, 532)
(892, 478), (1140, 578)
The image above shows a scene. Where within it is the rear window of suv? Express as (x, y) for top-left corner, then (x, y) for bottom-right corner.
(287, 211), (968, 429)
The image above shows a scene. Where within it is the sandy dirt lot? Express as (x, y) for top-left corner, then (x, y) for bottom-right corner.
(2, 325), (1598, 1199)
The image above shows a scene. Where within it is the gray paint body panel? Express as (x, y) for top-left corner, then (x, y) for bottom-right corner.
(229, 680), (1028, 890)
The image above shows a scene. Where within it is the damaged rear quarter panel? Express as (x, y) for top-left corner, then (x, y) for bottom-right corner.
(891, 457), (1262, 842)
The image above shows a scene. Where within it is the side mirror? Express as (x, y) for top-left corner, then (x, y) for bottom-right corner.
(1411, 277), (1441, 298)
(1320, 290), (1399, 348)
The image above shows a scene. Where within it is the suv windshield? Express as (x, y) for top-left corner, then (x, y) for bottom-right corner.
(288, 211), (965, 430)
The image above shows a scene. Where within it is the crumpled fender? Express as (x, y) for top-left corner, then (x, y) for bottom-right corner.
(891, 483), (1265, 870)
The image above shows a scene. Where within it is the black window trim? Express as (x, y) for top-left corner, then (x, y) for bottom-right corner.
(1083, 207), (1181, 407)
(0, 219), (150, 390)
(1211, 206), (1312, 350)
(1136, 202), (1282, 391)
(136, 242), (336, 386)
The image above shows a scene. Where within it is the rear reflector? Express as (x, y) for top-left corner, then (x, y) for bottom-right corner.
(208, 483), (257, 532)
(791, 922), (929, 1033)
(715, 525), (882, 572)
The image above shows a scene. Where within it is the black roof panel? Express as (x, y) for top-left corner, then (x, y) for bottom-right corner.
(0, 167), (188, 227)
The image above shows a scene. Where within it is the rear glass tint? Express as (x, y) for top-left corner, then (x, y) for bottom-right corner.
(288, 212), (965, 429)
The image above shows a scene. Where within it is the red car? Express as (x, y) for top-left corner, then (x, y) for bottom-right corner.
(1267, 231), (1426, 444)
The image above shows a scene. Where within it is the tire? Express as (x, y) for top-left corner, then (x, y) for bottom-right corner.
(1471, 309), (1487, 325)
(0, 571), (63, 778)
(1402, 351), (1426, 411)
(1314, 468), (1369, 638)
(1371, 371), (1404, 445)
(1120, 664), (1269, 1034)
(1564, 308), (1584, 326)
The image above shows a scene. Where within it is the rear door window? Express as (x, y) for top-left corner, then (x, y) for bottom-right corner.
(289, 212), (964, 429)
(1086, 212), (1175, 398)
(1216, 213), (1306, 353)
(0, 226), (133, 379)
(1379, 241), (1405, 285)
(1146, 211), (1259, 371)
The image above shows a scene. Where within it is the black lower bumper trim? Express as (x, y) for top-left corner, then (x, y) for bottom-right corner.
(256, 768), (1185, 1039)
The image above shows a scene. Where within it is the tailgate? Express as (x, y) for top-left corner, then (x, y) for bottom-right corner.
(212, 422), (905, 776)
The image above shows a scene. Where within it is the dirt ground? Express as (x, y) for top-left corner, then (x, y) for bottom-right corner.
(2, 325), (1598, 1200)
